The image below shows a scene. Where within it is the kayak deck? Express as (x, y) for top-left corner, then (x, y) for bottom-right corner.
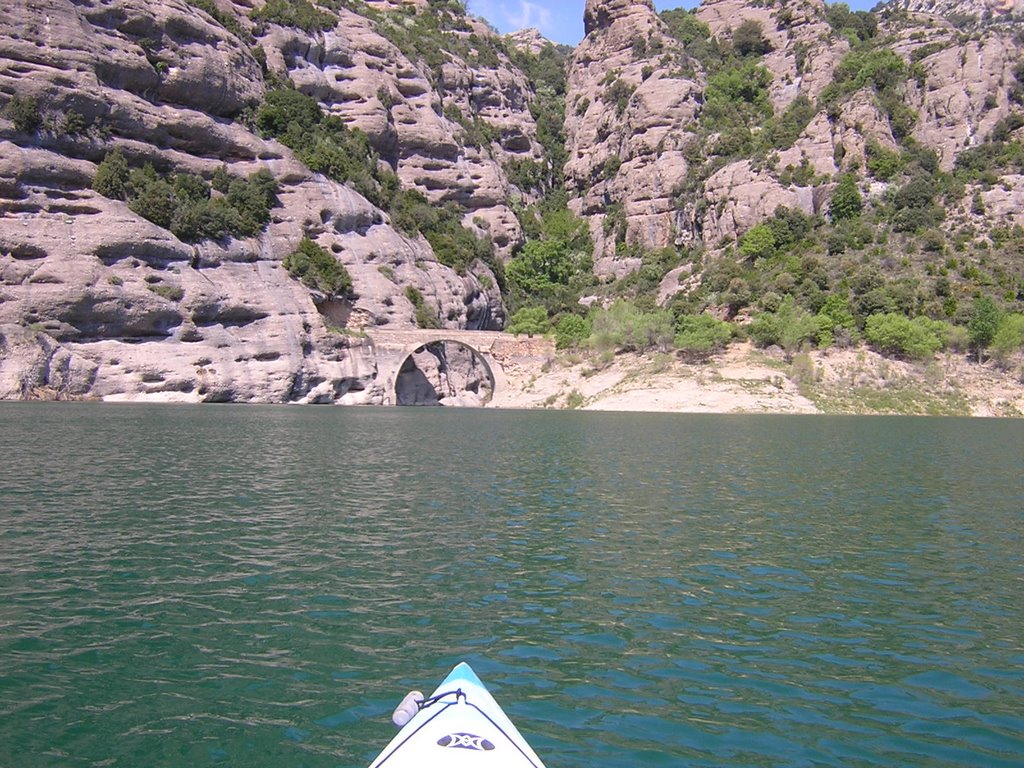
(368, 662), (546, 767)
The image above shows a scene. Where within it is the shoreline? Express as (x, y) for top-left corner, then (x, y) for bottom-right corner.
(489, 341), (1024, 418)
(6, 341), (1022, 418)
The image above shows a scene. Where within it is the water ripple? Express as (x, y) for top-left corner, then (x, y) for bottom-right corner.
(1, 405), (1022, 767)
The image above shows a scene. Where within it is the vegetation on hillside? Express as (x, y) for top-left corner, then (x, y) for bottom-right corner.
(98, 0), (1022, 374)
(283, 237), (353, 297)
(93, 151), (279, 243)
(506, 3), (1024, 377)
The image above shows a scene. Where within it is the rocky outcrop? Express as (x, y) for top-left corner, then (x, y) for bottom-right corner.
(565, 0), (701, 275)
(0, 0), (544, 402)
(891, 20), (1024, 170)
(0, 324), (98, 399)
(265, 5), (543, 259)
(696, 0), (847, 111)
(884, 0), (1023, 21)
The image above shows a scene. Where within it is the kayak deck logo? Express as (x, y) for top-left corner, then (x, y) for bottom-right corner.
(437, 733), (496, 752)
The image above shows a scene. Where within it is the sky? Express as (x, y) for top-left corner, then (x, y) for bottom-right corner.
(466, 0), (876, 46)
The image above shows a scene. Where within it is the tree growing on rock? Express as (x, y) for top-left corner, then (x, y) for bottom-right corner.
(283, 238), (353, 297)
(968, 297), (1003, 363)
(829, 173), (863, 223)
(732, 20), (773, 58)
(93, 150), (130, 200)
(4, 95), (42, 133)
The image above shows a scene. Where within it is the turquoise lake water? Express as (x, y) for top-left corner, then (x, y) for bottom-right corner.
(0, 403), (1022, 767)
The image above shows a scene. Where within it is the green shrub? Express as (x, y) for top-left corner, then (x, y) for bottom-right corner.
(283, 237), (353, 296)
(93, 150), (130, 200)
(866, 141), (905, 180)
(739, 224), (776, 261)
(991, 313), (1024, 364)
(128, 169), (176, 229)
(187, 0), (248, 39)
(605, 78), (636, 117)
(147, 284), (185, 302)
(388, 190), (496, 277)
(761, 95), (815, 151)
(61, 110), (88, 136)
(255, 88), (395, 208)
(95, 154), (277, 242)
(505, 230), (591, 313)
(211, 164), (232, 193)
(748, 297), (822, 353)
(732, 19), (773, 57)
(815, 294), (858, 347)
(5, 95), (42, 133)
(226, 169), (279, 237)
(249, 0), (335, 32)
(829, 173), (863, 223)
(590, 300), (674, 353)
(766, 206), (816, 249)
(826, 48), (906, 99)
(403, 285), (440, 329)
(555, 313), (591, 349)
(824, 3), (877, 43)
(864, 312), (944, 359)
(661, 9), (719, 66)
(673, 314), (733, 358)
(507, 306), (550, 337)
(702, 61), (773, 130)
(967, 296), (1003, 361)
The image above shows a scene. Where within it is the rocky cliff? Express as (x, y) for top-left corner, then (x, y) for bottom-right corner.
(0, 0), (541, 402)
(1, 0), (1022, 404)
(563, 0), (1023, 270)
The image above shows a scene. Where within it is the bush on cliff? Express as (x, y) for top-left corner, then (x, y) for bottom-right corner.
(93, 150), (130, 200)
(249, 0), (335, 33)
(4, 95), (42, 133)
(283, 237), (353, 297)
(404, 286), (441, 329)
(102, 158), (278, 243)
(388, 189), (499, 279)
(255, 88), (393, 208)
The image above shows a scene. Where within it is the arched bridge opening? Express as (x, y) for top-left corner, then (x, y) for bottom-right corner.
(394, 339), (496, 407)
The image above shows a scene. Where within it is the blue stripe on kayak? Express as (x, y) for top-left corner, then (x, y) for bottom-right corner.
(440, 662), (485, 690)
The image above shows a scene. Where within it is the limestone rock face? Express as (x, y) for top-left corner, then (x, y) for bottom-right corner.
(2, 0), (1023, 405)
(891, 21), (1024, 170)
(505, 28), (551, 57)
(265, 4), (544, 261)
(566, 0), (701, 276)
(696, 0), (847, 110)
(0, 324), (98, 399)
(0, 0), (531, 403)
(884, 0), (1023, 20)
(642, 0), (1024, 252)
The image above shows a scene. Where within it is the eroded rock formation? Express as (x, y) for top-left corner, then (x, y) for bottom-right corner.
(0, 0), (542, 402)
(1, 0), (1022, 402)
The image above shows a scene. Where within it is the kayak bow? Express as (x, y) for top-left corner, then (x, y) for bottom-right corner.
(368, 662), (546, 767)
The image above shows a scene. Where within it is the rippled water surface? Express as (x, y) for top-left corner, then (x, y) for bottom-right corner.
(1, 404), (1022, 767)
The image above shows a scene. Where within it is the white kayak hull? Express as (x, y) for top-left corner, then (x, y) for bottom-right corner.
(367, 662), (546, 767)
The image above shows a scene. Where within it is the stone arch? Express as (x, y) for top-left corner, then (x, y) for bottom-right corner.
(394, 338), (496, 406)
